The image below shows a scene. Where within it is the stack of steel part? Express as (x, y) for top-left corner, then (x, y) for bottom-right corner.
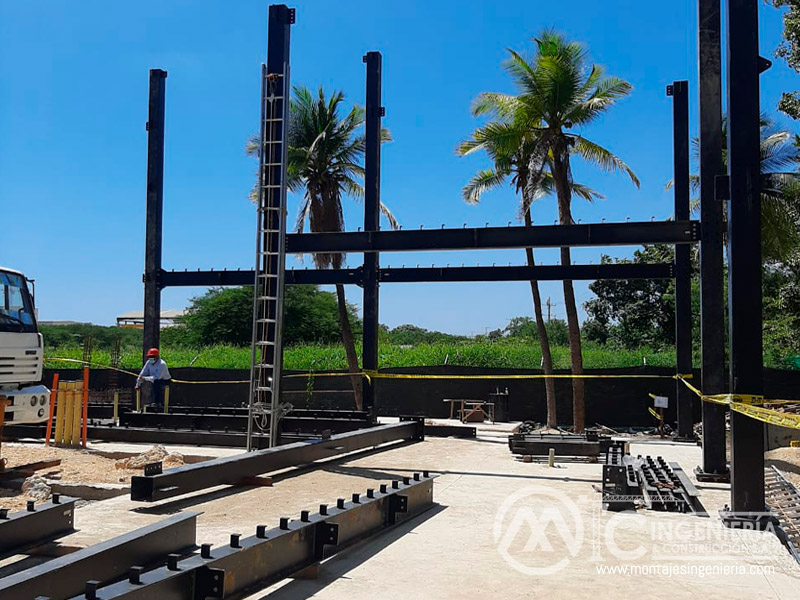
(600, 442), (703, 514)
(601, 441), (640, 511)
(765, 466), (800, 564)
(0, 473), (436, 600)
(508, 429), (612, 458)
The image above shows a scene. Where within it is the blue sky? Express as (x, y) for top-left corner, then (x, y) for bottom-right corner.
(1, 1), (797, 335)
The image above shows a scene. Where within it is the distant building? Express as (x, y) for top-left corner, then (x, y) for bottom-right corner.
(116, 309), (185, 329)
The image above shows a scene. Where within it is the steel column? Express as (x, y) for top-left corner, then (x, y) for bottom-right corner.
(142, 69), (167, 364)
(0, 495), (76, 558)
(725, 0), (765, 518)
(66, 475), (435, 600)
(362, 51), (382, 415)
(669, 80), (693, 439)
(698, 0), (728, 479)
(0, 512), (197, 600)
(131, 420), (424, 502)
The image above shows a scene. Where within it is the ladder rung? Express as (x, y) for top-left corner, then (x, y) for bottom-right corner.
(255, 386), (273, 392)
(256, 318), (277, 323)
(258, 273), (278, 278)
(255, 341), (276, 346)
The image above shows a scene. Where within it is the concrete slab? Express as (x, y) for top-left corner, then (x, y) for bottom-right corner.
(54, 433), (800, 599)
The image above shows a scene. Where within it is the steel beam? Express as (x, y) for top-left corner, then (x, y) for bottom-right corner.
(286, 220), (699, 253)
(67, 474), (435, 600)
(362, 51), (382, 415)
(670, 80), (694, 439)
(131, 420), (424, 502)
(725, 0), (766, 519)
(158, 262), (675, 288)
(142, 69), (167, 365)
(0, 512), (197, 600)
(698, 0), (728, 479)
(0, 495), (76, 559)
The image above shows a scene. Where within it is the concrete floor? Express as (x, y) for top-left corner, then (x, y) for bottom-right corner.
(25, 424), (800, 599)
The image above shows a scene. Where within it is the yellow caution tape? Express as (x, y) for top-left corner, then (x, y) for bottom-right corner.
(648, 407), (663, 421)
(674, 374), (800, 430)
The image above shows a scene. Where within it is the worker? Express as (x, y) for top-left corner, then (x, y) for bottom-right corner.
(136, 348), (171, 409)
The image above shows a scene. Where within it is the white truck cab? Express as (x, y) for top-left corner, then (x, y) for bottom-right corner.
(0, 267), (49, 424)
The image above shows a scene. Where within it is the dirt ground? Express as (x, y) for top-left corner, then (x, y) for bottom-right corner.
(0, 442), (182, 512)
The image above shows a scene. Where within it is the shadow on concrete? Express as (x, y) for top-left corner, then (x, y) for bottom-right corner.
(255, 504), (448, 600)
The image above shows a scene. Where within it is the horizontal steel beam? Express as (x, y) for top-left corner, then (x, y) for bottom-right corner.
(131, 420), (424, 502)
(119, 412), (372, 435)
(1, 512), (198, 600)
(67, 474), (435, 600)
(287, 220), (700, 253)
(0, 494), (76, 559)
(158, 262), (675, 288)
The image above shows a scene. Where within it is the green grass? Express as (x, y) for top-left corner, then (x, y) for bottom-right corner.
(43, 340), (679, 372)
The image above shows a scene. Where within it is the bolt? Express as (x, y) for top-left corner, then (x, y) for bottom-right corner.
(367, 488), (375, 498)
(280, 517), (290, 530)
(201, 544), (212, 559)
(129, 566), (144, 584)
(319, 504), (328, 515)
(379, 484), (387, 493)
(27, 501), (35, 512)
(413, 473), (420, 481)
(300, 510), (310, 522)
(84, 580), (101, 599)
(423, 470), (430, 478)
(230, 533), (241, 548)
(0, 509), (8, 520)
(52, 494), (61, 504)
(392, 481), (399, 489)
(256, 525), (268, 539)
(167, 554), (180, 571)
(403, 477), (410, 485)
(337, 498), (345, 509)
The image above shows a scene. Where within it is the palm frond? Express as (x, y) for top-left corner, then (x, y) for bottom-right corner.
(573, 136), (640, 187)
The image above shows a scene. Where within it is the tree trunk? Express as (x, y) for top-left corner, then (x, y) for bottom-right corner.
(335, 284), (363, 410)
(550, 149), (585, 433)
(524, 209), (557, 428)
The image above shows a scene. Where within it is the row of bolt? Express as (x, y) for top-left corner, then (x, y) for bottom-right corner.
(0, 493), (65, 519)
(76, 473), (432, 599)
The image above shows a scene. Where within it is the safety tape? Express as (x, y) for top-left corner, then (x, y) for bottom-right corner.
(674, 374), (800, 430)
(648, 407), (663, 421)
(45, 356), (693, 386)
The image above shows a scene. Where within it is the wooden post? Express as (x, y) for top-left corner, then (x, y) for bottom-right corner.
(54, 381), (66, 444)
(136, 387), (141, 412)
(45, 373), (59, 446)
(164, 385), (170, 414)
(63, 383), (75, 445)
(113, 391), (119, 425)
(71, 381), (82, 447)
(659, 407), (665, 438)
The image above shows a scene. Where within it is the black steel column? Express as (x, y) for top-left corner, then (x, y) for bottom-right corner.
(698, 0), (728, 479)
(670, 80), (693, 440)
(143, 69), (167, 365)
(362, 51), (382, 415)
(725, 0), (765, 518)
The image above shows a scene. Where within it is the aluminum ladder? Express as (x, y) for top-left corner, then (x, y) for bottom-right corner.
(247, 63), (290, 451)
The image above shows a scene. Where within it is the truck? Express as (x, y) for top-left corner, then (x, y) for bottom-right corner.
(0, 266), (49, 424)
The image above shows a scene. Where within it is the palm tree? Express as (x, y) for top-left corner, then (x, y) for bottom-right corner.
(248, 86), (396, 410)
(668, 115), (800, 263)
(473, 30), (639, 432)
(457, 120), (601, 429)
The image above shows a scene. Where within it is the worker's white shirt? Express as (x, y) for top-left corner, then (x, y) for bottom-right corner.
(138, 358), (171, 382)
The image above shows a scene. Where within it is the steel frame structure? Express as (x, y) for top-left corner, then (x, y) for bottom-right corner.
(135, 2), (770, 518)
(130, 419), (424, 502)
(0, 512), (198, 600)
(64, 474), (435, 600)
(0, 494), (76, 558)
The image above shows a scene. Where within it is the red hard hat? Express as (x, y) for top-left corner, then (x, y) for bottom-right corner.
(146, 348), (160, 358)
